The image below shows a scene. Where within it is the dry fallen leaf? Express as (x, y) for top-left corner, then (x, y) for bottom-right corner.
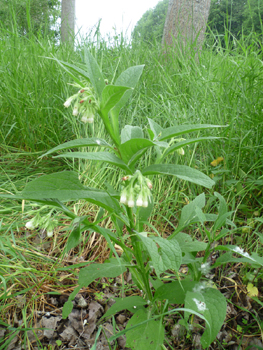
(247, 283), (258, 297)
(210, 157), (224, 166)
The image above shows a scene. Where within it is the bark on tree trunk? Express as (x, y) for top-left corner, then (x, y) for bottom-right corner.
(162, 0), (211, 51)
(61, 0), (75, 44)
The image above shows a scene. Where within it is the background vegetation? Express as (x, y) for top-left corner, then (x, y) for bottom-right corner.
(132, 0), (263, 44)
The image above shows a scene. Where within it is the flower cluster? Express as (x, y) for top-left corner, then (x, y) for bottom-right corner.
(119, 170), (152, 208)
(25, 211), (58, 238)
(64, 83), (99, 124)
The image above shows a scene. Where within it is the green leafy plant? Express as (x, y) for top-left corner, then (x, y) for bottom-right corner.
(2, 49), (263, 349)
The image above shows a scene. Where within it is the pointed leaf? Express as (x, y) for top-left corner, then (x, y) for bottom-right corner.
(20, 171), (121, 213)
(41, 138), (113, 158)
(84, 49), (105, 97)
(142, 165), (215, 188)
(78, 259), (127, 287)
(159, 124), (225, 141)
(173, 232), (207, 252)
(66, 224), (81, 253)
(103, 296), (147, 319)
(54, 152), (131, 172)
(110, 65), (144, 140)
(147, 118), (163, 140)
(162, 137), (221, 158)
(121, 125), (144, 143)
(100, 85), (131, 116)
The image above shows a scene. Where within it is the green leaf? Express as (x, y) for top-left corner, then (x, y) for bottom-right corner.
(20, 171), (121, 213)
(125, 309), (165, 350)
(121, 125), (144, 143)
(66, 224), (81, 253)
(119, 137), (168, 165)
(159, 124), (225, 141)
(173, 232), (207, 252)
(78, 259), (127, 287)
(215, 245), (263, 267)
(62, 301), (74, 319)
(176, 193), (206, 232)
(162, 137), (221, 159)
(110, 65), (144, 142)
(50, 58), (88, 86)
(185, 288), (226, 348)
(40, 138), (113, 158)
(147, 118), (163, 140)
(142, 165), (215, 188)
(115, 65), (145, 88)
(154, 280), (198, 303)
(100, 85), (131, 116)
(84, 49), (105, 97)
(138, 233), (182, 277)
(54, 152), (131, 172)
(103, 296), (147, 319)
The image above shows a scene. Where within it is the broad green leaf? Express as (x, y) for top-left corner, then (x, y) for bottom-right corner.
(103, 296), (147, 319)
(119, 138), (168, 165)
(54, 152), (131, 172)
(154, 280), (198, 303)
(78, 259), (127, 287)
(40, 138), (112, 158)
(175, 193), (206, 233)
(173, 232), (207, 252)
(126, 309), (165, 350)
(20, 171), (121, 213)
(162, 137), (221, 159)
(142, 165), (215, 188)
(147, 118), (163, 140)
(138, 233), (182, 277)
(66, 224), (81, 252)
(100, 85), (131, 116)
(159, 124), (225, 141)
(111, 65), (144, 141)
(121, 125), (144, 144)
(115, 65), (145, 88)
(185, 288), (226, 348)
(84, 49), (105, 97)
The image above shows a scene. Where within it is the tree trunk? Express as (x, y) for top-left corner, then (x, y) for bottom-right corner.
(162, 0), (211, 51)
(61, 0), (75, 44)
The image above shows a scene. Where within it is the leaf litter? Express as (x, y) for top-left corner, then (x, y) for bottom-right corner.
(0, 225), (263, 349)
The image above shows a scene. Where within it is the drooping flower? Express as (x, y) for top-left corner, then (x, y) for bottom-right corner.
(64, 96), (75, 108)
(25, 220), (35, 230)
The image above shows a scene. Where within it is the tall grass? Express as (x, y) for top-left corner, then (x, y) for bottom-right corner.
(1, 18), (262, 213)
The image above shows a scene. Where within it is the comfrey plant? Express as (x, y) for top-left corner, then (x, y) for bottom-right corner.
(2, 50), (263, 349)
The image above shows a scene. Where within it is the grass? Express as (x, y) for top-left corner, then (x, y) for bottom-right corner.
(0, 17), (263, 349)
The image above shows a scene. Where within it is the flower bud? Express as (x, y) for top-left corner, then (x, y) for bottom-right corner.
(73, 105), (78, 116)
(64, 96), (74, 108)
(128, 198), (135, 207)
(120, 193), (127, 204)
(146, 180), (152, 189)
(47, 230), (53, 238)
(176, 147), (185, 155)
(25, 220), (35, 230)
(81, 115), (94, 124)
(136, 194), (143, 207)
